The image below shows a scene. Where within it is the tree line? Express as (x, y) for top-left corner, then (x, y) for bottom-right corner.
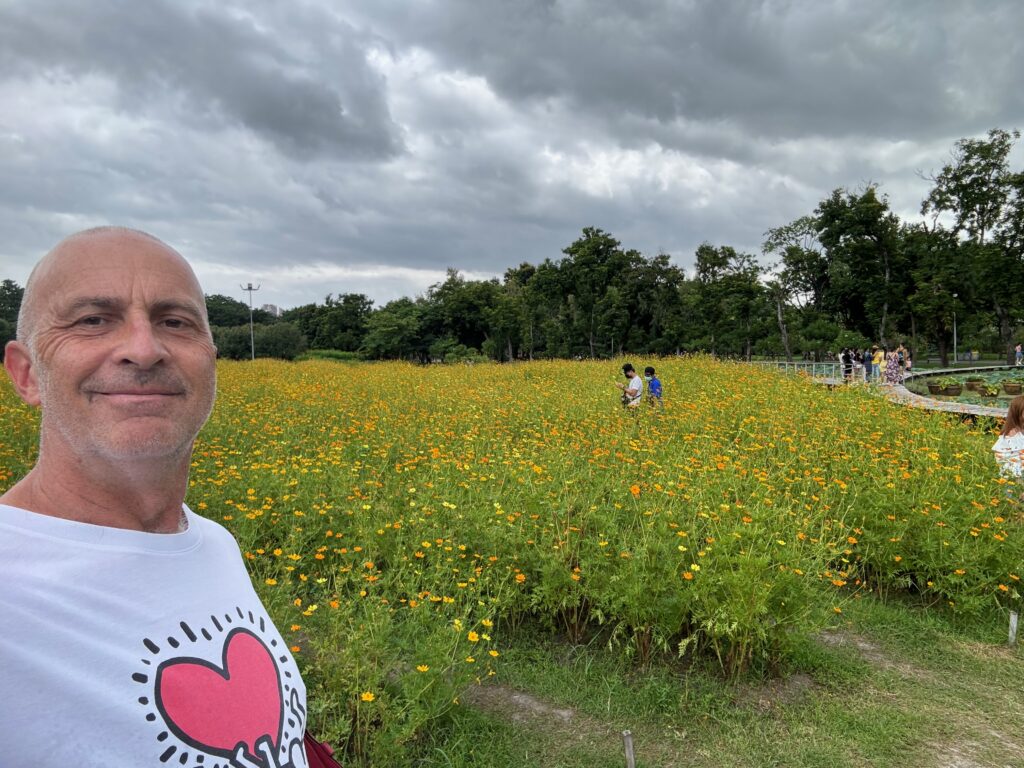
(0, 129), (1021, 365)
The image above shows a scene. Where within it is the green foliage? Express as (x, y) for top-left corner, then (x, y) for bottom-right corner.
(213, 323), (307, 360)
(298, 349), (361, 362)
(0, 279), (22, 360)
(206, 294), (253, 327)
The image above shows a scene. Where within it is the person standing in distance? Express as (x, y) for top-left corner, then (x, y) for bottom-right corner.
(644, 366), (663, 407)
(0, 227), (321, 767)
(617, 362), (643, 407)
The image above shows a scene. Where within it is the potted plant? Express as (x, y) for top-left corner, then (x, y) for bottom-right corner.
(937, 376), (962, 396)
(980, 384), (1000, 398)
(927, 378), (945, 395)
(1004, 378), (1024, 396)
(965, 375), (986, 392)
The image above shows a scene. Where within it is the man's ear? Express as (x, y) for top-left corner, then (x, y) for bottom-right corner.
(4, 341), (41, 407)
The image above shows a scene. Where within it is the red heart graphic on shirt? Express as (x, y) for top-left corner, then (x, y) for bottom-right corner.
(155, 627), (283, 758)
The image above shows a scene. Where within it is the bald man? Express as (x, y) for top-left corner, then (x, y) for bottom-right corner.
(1, 228), (313, 767)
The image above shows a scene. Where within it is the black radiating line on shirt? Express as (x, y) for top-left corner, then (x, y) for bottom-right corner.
(259, 616), (265, 632)
(132, 672), (149, 684)
(248, 610), (255, 623)
(144, 638), (160, 654)
(157, 731), (169, 741)
(167, 636), (180, 649)
(211, 615), (223, 632)
(178, 750), (189, 764)
(236, 606), (244, 619)
(180, 621), (198, 642)
(224, 612), (233, 624)
(159, 745), (176, 762)
(202, 628), (212, 641)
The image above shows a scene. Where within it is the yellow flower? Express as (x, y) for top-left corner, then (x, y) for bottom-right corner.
(467, 631), (480, 642)
(488, 649), (499, 657)
(360, 691), (375, 702)
(264, 578), (277, 586)
(416, 665), (430, 673)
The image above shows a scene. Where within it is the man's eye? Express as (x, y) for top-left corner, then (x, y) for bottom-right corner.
(78, 316), (105, 326)
(163, 318), (189, 329)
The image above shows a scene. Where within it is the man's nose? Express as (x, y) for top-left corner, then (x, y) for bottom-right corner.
(116, 315), (168, 368)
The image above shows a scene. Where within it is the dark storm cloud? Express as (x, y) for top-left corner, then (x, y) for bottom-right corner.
(1, 0), (1022, 307)
(0, 0), (400, 160)
(358, 0), (1024, 142)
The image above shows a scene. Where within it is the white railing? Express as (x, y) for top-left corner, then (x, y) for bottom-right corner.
(752, 360), (844, 381)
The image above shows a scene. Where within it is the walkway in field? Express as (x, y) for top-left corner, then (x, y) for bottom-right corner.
(883, 382), (1007, 418)
(886, 365), (1011, 419)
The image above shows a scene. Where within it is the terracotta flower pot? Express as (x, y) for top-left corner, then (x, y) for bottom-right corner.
(965, 380), (984, 391)
(927, 383), (944, 395)
(1003, 382), (1022, 395)
(942, 385), (962, 396)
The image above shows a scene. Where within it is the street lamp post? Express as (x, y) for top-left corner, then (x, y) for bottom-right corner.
(952, 292), (958, 367)
(241, 282), (261, 360)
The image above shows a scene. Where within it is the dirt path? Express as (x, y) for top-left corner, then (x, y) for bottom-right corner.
(459, 627), (1024, 768)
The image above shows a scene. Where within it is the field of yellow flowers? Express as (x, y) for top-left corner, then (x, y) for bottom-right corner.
(1, 356), (1021, 762)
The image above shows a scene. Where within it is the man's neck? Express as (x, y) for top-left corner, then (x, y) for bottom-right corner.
(1, 451), (191, 533)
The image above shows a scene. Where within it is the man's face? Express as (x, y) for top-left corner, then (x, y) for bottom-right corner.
(17, 231), (217, 462)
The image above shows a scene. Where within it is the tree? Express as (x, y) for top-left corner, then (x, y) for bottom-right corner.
(922, 129), (1023, 363)
(360, 298), (427, 361)
(692, 244), (766, 358)
(560, 228), (633, 357)
(317, 293), (373, 351)
(904, 225), (966, 366)
(206, 294), (252, 327)
(0, 279), (23, 359)
(815, 187), (905, 346)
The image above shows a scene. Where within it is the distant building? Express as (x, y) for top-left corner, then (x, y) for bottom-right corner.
(261, 303), (282, 317)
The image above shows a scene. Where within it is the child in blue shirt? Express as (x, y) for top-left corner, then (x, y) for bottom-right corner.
(644, 366), (662, 406)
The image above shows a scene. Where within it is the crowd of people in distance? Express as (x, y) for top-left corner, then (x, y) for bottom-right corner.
(838, 344), (910, 386)
(616, 363), (663, 409)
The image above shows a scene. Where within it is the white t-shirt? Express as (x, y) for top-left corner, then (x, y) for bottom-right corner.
(0, 504), (309, 768)
(994, 433), (1024, 479)
(625, 375), (643, 405)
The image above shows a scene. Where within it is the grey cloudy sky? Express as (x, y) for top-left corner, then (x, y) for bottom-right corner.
(2, 0), (1023, 309)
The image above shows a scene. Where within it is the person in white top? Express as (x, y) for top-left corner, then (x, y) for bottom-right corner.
(0, 228), (318, 767)
(616, 362), (644, 408)
(993, 395), (1024, 484)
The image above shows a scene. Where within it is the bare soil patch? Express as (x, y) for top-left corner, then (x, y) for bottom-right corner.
(462, 684), (581, 727)
(818, 628), (929, 679)
(732, 671), (816, 713)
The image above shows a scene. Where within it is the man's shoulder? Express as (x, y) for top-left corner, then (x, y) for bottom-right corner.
(186, 508), (242, 547)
